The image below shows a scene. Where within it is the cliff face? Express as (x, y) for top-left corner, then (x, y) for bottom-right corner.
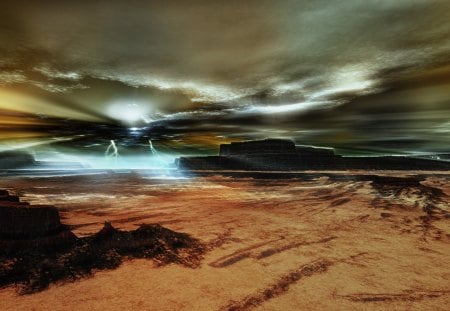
(0, 151), (35, 169)
(0, 190), (74, 253)
(181, 139), (338, 170)
(178, 139), (450, 171)
(0, 204), (63, 239)
(219, 139), (297, 156)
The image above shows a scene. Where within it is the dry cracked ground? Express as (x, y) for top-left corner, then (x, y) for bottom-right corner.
(0, 171), (449, 310)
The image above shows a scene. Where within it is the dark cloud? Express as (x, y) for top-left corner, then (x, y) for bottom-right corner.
(0, 0), (449, 157)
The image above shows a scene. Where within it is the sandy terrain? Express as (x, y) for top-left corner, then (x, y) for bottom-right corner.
(0, 171), (449, 310)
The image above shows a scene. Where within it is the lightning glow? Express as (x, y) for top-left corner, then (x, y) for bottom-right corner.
(105, 140), (119, 163)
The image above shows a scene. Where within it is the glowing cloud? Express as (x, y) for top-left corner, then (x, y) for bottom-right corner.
(106, 100), (154, 124)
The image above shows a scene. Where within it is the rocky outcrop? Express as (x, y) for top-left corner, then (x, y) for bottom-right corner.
(0, 190), (64, 239)
(219, 139), (297, 156)
(178, 139), (450, 171)
(0, 189), (205, 294)
(0, 190), (75, 253)
(0, 220), (205, 294)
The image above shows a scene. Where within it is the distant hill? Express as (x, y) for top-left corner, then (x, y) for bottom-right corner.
(0, 151), (35, 169)
(177, 139), (450, 171)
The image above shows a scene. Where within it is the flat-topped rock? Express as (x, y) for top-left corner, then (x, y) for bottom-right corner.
(0, 190), (64, 239)
(0, 206), (63, 239)
(179, 138), (450, 171)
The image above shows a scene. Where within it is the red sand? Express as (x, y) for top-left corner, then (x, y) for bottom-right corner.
(0, 173), (449, 310)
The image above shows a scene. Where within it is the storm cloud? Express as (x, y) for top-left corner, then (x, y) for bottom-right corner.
(0, 0), (449, 156)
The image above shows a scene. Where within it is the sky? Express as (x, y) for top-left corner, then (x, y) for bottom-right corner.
(0, 0), (449, 165)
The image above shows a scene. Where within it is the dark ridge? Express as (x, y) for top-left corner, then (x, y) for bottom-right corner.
(220, 259), (333, 311)
(370, 175), (445, 205)
(369, 175), (449, 240)
(0, 222), (205, 294)
(177, 139), (450, 171)
(220, 253), (368, 310)
(0, 189), (205, 294)
(337, 290), (450, 302)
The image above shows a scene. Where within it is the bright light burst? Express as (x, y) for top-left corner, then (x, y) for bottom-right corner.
(106, 100), (153, 124)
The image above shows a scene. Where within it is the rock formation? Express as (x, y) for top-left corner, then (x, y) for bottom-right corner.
(177, 139), (450, 171)
(0, 189), (205, 294)
(0, 190), (75, 253)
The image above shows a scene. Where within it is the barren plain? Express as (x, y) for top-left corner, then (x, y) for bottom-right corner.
(0, 171), (449, 310)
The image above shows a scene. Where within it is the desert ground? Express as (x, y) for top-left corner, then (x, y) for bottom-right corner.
(0, 171), (449, 310)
